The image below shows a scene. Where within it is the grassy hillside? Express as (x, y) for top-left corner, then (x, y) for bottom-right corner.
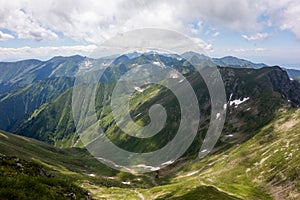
(153, 108), (300, 200)
(0, 130), (242, 199)
(1, 107), (300, 199)
(17, 67), (294, 154)
(0, 77), (74, 132)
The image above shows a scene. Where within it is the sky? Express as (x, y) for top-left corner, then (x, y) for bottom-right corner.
(0, 0), (300, 69)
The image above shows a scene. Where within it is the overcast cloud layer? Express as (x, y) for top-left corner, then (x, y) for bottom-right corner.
(0, 0), (300, 65)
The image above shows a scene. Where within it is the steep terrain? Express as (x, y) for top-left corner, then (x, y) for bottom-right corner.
(16, 66), (300, 151)
(0, 130), (240, 200)
(1, 108), (299, 199)
(1, 53), (300, 199)
(154, 108), (300, 200)
(0, 77), (74, 132)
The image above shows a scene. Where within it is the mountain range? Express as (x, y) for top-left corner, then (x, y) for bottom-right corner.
(0, 52), (300, 199)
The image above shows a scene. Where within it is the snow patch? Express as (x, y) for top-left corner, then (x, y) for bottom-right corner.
(161, 160), (174, 166)
(170, 72), (179, 79)
(201, 149), (208, 153)
(152, 61), (161, 66)
(134, 86), (145, 93)
(229, 97), (250, 107)
(122, 181), (131, 185)
(136, 165), (160, 171)
(185, 170), (200, 177)
(89, 174), (95, 177)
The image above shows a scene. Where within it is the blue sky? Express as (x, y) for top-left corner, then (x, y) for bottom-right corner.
(0, 0), (300, 69)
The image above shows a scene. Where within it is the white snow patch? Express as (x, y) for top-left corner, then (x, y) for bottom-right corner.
(134, 86), (145, 93)
(216, 113), (221, 119)
(89, 174), (95, 177)
(122, 181), (131, 185)
(229, 97), (250, 107)
(186, 170), (200, 177)
(227, 134), (234, 137)
(136, 165), (160, 171)
(153, 61), (165, 67)
(170, 72), (179, 79)
(246, 107), (251, 111)
(161, 160), (174, 166)
(223, 104), (228, 110)
(201, 149), (208, 153)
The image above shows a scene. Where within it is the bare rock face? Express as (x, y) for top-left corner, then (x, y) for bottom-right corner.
(268, 66), (300, 107)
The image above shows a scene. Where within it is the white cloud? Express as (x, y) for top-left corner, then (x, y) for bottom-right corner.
(0, 1), (58, 41)
(0, 45), (97, 61)
(213, 32), (220, 37)
(0, 31), (14, 41)
(277, 2), (300, 39)
(0, 0), (272, 43)
(259, 0), (300, 39)
(242, 33), (269, 41)
(232, 48), (266, 53)
(0, 0), (300, 46)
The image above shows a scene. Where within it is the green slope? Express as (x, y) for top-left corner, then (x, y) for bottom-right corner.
(155, 108), (300, 200)
(0, 77), (74, 132)
(17, 67), (298, 154)
(0, 131), (242, 200)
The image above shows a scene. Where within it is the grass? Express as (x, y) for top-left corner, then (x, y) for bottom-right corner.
(161, 108), (300, 200)
(0, 154), (88, 200)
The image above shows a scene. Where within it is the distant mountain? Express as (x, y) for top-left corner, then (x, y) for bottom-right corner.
(182, 52), (300, 80)
(285, 68), (300, 80)
(212, 56), (267, 68)
(0, 55), (85, 97)
(180, 51), (266, 69)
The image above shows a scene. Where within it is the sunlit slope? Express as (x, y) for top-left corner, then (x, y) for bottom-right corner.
(160, 108), (300, 200)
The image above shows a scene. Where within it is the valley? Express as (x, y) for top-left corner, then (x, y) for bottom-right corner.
(0, 52), (300, 199)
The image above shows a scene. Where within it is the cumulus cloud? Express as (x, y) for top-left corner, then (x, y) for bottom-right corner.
(0, 0), (289, 43)
(0, 1), (58, 41)
(0, 45), (97, 61)
(277, 1), (300, 39)
(0, 0), (300, 45)
(0, 31), (14, 41)
(242, 33), (269, 41)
